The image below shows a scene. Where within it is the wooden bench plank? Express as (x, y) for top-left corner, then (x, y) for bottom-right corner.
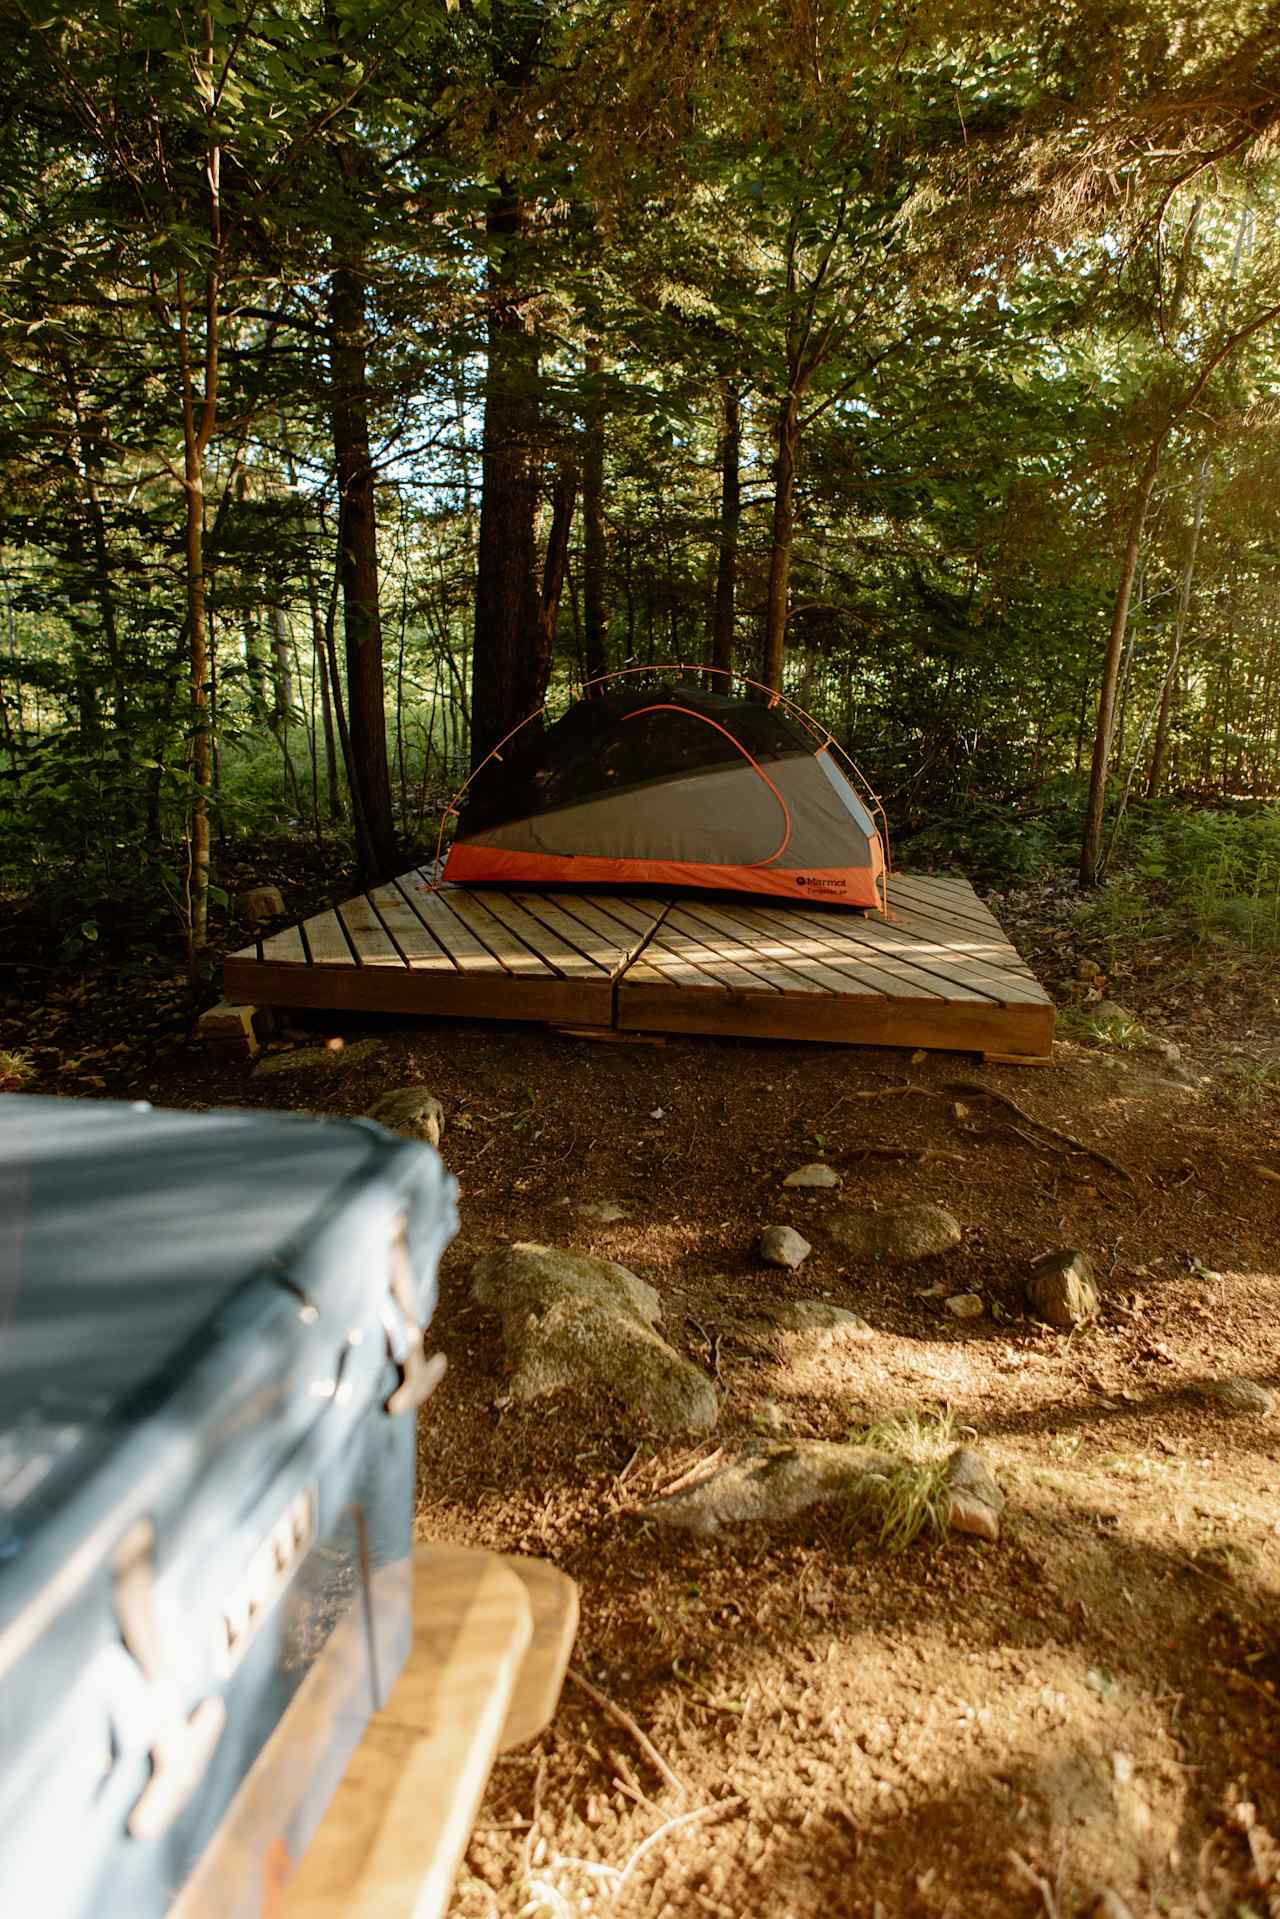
(281, 1548), (534, 1919)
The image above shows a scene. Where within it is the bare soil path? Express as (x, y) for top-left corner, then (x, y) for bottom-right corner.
(2, 878), (1277, 1918)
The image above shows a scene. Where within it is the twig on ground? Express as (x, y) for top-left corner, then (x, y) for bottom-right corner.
(1209, 1662), (1280, 1714)
(616, 1796), (744, 1890)
(1007, 1848), (1061, 1919)
(615, 1445), (642, 1486)
(848, 1145), (964, 1164)
(947, 1081), (1133, 1181)
(654, 1447), (724, 1499)
(566, 1668), (687, 1801)
(522, 1754), (547, 1877)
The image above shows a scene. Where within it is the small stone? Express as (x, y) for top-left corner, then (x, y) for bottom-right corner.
(828, 1203), (962, 1261)
(1205, 1375), (1272, 1415)
(758, 1225), (812, 1270)
(254, 1037), (382, 1077)
(752, 1400), (787, 1434)
(1093, 998), (1133, 1023)
(783, 1162), (841, 1189)
(946, 1293), (984, 1320)
(1027, 1249), (1098, 1329)
(365, 1086), (445, 1146)
(944, 1446), (1005, 1541)
(235, 884), (285, 921)
(1092, 1892), (1136, 1919)
(576, 1200), (629, 1223)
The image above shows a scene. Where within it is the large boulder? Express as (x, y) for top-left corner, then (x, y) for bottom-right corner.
(470, 1243), (716, 1436)
(828, 1203), (962, 1261)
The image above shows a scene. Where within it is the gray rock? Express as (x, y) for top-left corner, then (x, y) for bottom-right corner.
(758, 1224), (812, 1270)
(1204, 1375), (1273, 1415)
(944, 1447), (1005, 1541)
(365, 1086), (445, 1146)
(746, 1298), (874, 1349)
(236, 884), (285, 921)
(646, 1439), (896, 1537)
(254, 1037), (382, 1077)
(498, 1293), (718, 1434)
(472, 1243), (660, 1327)
(645, 1439), (1003, 1543)
(470, 1243), (715, 1436)
(828, 1203), (962, 1261)
(783, 1162), (841, 1190)
(945, 1293), (984, 1320)
(1027, 1249), (1098, 1329)
(1093, 999), (1134, 1024)
(576, 1200), (629, 1223)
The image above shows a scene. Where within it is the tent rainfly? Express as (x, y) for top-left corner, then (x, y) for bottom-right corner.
(443, 681), (887, 910)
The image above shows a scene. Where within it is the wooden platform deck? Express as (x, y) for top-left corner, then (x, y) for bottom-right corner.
(223, 870), (1054, 1063)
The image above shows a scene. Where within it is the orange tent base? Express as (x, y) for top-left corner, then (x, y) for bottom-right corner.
(442, 843), (885, 911)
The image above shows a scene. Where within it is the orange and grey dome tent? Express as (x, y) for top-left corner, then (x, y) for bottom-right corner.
(441, 671), (889, 911)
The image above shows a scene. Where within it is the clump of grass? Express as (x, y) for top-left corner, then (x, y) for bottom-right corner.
(843, 1410), (956, 1553)
(0, 1049), (34, 1092)
(1231, 1058), (1280, 1108)
(1057, 1005), (1147, 1049)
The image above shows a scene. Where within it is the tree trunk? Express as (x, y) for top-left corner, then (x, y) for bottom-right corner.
(328, 254), (397, 878)
(1147, 452), (1209, 799)
(471, 180), (541, 766)
(176, 265), (213, 972)
(761, 391), (798, 692)
(582, 346), (608, 688)
(710, 376), (741, 685)
(535, 463), (577, 702)
(1079, 441), (1162, 887)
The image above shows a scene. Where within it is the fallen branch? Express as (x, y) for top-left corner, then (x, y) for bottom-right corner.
(566, 1668), (687, 1801)
(947, 1082), (1133, 1182)
(848, 1144), (964, 1165)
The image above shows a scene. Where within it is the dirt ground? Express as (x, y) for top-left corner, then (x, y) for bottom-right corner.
(3, 876), (1278, 1918)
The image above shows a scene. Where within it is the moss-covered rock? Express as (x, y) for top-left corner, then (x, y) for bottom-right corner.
(828, 1203), (962, 1260)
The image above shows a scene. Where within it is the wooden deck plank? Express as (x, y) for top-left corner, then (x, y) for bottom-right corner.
(617, 974), (1054, 1058)
(339, 895), (407, 970)
(368, 883), (459, 971)
(881, 909), (1043, 992)
(665, 899), (843, 996)
(430, 888), (560, 978)
(557, 892), (670, 941)
(509, 892), (649, 972)
(260, 925), (306, 966)
(881, 882), (1041, 975)
(220, 957), (614, 1026)
(302, 910), (355, 967)
(728, 900), (999, 1003)
(649, 908), (787, 993)
(400, 878), (515, 975)
(688, 897), (949, 1001)
(468, 891), (608, 979)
